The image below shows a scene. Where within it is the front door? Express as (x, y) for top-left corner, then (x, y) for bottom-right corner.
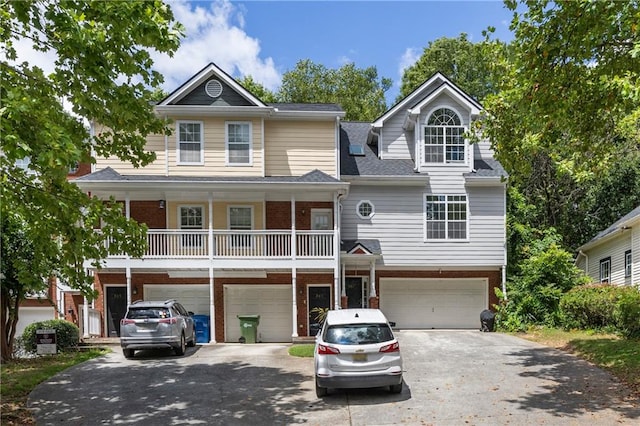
(308, 285), (331, 336)
(346, 277), (368, 308)
(106, 286), (127, 337)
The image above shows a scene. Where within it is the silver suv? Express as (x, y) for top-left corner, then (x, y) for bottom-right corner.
(120, 299), (197, 358)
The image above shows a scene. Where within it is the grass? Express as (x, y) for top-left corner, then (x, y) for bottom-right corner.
(288, 343), (315, 358)
(517, 327), (640, 396)
(1, 349), (108, 426)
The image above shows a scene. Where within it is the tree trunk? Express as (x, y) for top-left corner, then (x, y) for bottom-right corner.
(1, 288), (20, 363)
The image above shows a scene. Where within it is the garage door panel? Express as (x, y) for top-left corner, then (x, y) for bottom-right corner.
(380, 278), (487, 329)
(224, 285), (292, 343)
(144, 285), (209, 316)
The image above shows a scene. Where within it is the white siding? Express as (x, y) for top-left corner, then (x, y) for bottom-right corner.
(341, 183), (505, 268)
(380, 114), (413, 160)
(633, 226), (640, 286)
(583, 233), (633, 285)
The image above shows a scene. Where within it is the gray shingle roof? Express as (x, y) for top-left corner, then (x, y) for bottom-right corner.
(464, 159), (508, 178)
(75, 167), (341, 184)
(341, 239), (381, 254)
(586, 205), (640, 244)
(340, 122), (418, 176)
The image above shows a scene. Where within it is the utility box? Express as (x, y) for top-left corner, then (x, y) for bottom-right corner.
(237, 315), (260, 343)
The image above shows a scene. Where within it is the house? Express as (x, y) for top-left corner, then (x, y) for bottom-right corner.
(576, 205), (640, 286)
(73, 63), (507, 342)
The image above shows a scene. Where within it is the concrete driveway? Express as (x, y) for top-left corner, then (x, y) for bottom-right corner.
(29, 331), (639, 425)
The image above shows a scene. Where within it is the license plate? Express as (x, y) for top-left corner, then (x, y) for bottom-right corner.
(352, 353), (367, 362)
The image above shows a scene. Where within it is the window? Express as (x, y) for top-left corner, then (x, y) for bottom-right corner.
(425, 195), (467, 240)
(177, 121), (204, 164)
(226, 122), (252, 165)
(423, 108), (465, 164)
(625, 250), (632, 278)
(16, 157), (36, 175)
(357, 200), (375, 219)
(600, 257), (611, 283)
(229, 206), (253, 247)
(180, 206), (203, 247)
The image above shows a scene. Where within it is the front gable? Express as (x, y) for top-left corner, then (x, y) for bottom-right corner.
(159, 62), (267, 107)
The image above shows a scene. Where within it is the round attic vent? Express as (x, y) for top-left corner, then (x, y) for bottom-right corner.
(205, 79), (223, 98)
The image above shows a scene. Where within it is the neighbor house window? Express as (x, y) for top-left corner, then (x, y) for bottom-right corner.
(357, 200), (375, 219)
(177, 121), (204, 164)
(179, 206), (203, 247)
(423, 108), (465, 164)
(625, 250), (632, 277)
(226, 122), (252, 165)
(229, 206), (253, 247)
(425, 195), (467, 240)
(599, 257), (611, 283)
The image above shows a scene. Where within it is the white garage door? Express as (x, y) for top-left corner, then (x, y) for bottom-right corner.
(380, 278), (487, 329)
(224, 285), (292, 343)
(144, 284), (210, 315)
(16, 307), (56, 337)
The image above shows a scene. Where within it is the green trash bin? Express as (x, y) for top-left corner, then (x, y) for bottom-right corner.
(237, 315), (260, 343)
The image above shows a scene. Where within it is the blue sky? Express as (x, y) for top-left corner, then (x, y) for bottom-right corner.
(14, 0), (516, 107)
(156, 0), (515, 105)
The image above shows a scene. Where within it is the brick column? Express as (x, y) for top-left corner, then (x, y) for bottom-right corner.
(341, 295), (348, 309)
(368, 296), (379, 309)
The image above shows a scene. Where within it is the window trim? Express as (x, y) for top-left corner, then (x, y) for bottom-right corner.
(423, 194), (469, 241)
(421, 106), (467, 165)
(178, 205), (204, 248)
(356, 200), (375, 219)
(599, 257), (611, 283)
(176, 120), (205, 165)
(624, 250), (632, 278)
(227, 205), (254, 230)
(225, 121), (253, 166)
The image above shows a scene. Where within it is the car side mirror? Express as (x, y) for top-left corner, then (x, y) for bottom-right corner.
(188, 311), (194, 316)
(389, 321), (396, 327)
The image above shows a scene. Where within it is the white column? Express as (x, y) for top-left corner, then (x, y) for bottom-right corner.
(126, 267), (132, 307)
(334, 193), (341, 309)
(82, 295), (89, 339)
(291, 195), (298, 337)
(208, 195), (216, 343)
(341, 262), (346, 298)
(369, 260), (377, 298)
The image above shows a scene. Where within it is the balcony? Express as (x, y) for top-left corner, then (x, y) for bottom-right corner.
(101, 229), (336, 269)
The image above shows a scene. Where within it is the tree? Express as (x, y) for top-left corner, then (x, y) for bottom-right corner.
(0, 1), (183, 362)
(398, 34), (505, 103)
(236, 75), (278, 103)
(482, 0), (640, 183)
(278, 59), (391, 121)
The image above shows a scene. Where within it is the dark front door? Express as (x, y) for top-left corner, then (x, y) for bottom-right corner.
(308, 286), (331, 336)
(346, 277), (365, 308)
(106, 286), (127, 337)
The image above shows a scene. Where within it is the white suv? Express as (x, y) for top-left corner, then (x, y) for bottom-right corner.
(120, 299), (196, 358)
(314, 308), (403, 397)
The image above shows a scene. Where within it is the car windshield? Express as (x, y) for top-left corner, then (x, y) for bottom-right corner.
(126, 307), (171, 320)
(324, 323), (394, 345)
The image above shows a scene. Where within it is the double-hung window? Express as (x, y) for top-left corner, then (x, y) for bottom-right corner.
(625, 250), (632, 278)
(180, 206), (203, 247)
(599, 257), (611, 283)
(177, 121), (204, 165)
(425, 195), (467, 240)
(229, 206), (253, 247)
(226, 122), (252, 165)
(423, 108), (465, 164)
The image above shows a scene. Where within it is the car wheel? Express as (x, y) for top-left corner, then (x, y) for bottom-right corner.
(123, 349), (135, 359)
(174, 333), (186, 356)
(389, 380), (403, 394)
(315, 378), (328, 398)
(187, 329), (196, 347)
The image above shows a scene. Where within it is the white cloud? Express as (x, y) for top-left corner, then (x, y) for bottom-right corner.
(155, 0), (281, 91)
(398, 47), (419, 77)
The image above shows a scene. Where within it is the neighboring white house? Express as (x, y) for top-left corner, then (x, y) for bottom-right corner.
(576, 205), (640, 286)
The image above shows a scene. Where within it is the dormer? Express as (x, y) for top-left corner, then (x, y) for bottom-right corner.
(370, 72), (482, 174)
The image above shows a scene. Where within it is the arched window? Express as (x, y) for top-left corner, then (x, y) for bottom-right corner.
(423, 108), (465, 163)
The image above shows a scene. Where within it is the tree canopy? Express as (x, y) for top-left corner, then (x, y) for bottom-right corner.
(0, 0), (183, 361)
(398, 33), (505, 103)
(278, 59), (391, 121)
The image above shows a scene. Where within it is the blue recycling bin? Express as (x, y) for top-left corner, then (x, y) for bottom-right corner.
(192, 314), (210, 343)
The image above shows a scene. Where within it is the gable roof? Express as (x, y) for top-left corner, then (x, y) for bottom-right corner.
(159, 62), (267, 107)
(372, 72), (482, 128)
(578, 205), (640, 251)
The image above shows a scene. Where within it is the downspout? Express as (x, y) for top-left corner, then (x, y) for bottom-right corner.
(577, 250), (589, 276)
(164, 115), (169, 176)
(335, 116), (341, 180)
(334, 192), (344, 310)
(291, 195), (298, 337)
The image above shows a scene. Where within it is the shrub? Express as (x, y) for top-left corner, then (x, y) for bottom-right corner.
(22, 319), (80, 354)
(613, 287), (640, 339)
(559, 284), (619, 330)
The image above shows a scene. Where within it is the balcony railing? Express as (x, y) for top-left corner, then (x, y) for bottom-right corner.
(112, 229), (335, 259)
